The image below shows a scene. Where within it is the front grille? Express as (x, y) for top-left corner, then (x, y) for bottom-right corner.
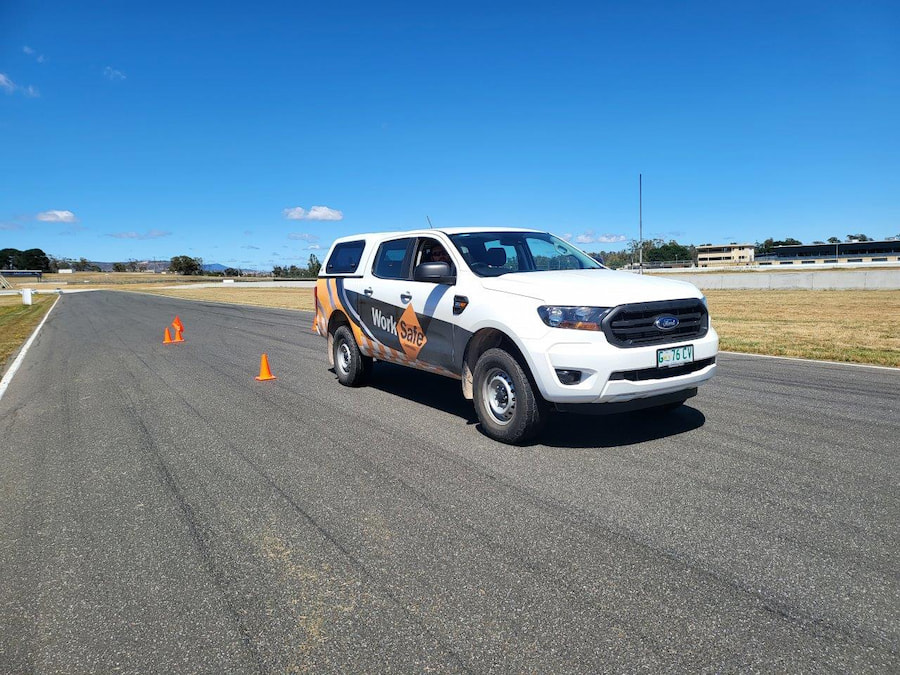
(602, 298), (708, 348)
(609, 357), (716, 381)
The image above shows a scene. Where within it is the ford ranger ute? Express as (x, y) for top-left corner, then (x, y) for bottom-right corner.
(314, 228), (718, 444)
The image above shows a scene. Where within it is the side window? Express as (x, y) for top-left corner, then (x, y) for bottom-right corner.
(415, 238), (455, 271)
(373, 238), (413, 279)
(325, 240), (365, 275)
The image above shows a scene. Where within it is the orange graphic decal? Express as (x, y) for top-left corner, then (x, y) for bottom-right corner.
(397, 303), (427, 360)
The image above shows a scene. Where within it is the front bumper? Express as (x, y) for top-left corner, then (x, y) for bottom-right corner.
(519, 326), (719, 405)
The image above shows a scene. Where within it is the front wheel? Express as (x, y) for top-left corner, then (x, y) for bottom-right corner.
(332, 325), (372, 386)
(472, 348), (547, 444)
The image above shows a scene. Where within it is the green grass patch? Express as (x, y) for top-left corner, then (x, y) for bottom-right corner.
(0, 295), (56, 374)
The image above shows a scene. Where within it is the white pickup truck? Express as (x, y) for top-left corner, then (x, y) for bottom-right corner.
(314, 227), (718, 443)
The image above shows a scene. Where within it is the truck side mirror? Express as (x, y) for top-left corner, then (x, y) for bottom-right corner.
(414, 261), (456, 285)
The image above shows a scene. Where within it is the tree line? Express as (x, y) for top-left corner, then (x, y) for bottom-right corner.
(587, 240), (695, 269)
(6, 233), (893, 276)
(588, 232), (889, 269)
(272, 254), (321, 278)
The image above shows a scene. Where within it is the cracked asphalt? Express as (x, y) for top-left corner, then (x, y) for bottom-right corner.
(1, 290), (897, 673)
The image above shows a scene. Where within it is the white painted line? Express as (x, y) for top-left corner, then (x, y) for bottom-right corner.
(0, 295), (61, 402)
(720, 350), (900, 372)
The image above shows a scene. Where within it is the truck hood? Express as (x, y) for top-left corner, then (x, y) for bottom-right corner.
(479, 269), (702, 305)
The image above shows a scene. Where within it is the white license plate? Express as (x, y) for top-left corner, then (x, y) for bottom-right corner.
(657, 345), (694, 368)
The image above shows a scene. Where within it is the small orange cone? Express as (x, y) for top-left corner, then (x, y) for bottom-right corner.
(172, 316), (184, 333)
(255, 353), (276, 381)
(163, 327), (174, 344)
(173, 326), (185, 343)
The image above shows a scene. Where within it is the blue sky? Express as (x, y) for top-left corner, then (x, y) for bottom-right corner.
(2, 0), (898, 269)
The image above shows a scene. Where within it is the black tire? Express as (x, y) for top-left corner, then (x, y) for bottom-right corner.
(472, 347), (547, 444)
(332, 325), (372, 387)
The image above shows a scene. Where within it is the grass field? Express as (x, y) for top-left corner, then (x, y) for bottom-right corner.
(705, 290), (900, 367)
(0, 294), (56, 373)
(2, 288), (899, 373)
(139, 287), (315, 311)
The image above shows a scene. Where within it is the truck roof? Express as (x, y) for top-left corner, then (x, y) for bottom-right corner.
(329, 226), (543, 245)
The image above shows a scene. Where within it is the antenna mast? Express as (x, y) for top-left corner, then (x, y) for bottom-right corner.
(426, 215), (434, 229)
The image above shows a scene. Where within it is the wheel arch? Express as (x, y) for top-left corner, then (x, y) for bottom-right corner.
(326, 310), (351, 368)
(460, 327), (535, 400)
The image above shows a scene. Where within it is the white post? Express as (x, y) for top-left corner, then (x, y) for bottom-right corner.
(22, 288), (33, 305)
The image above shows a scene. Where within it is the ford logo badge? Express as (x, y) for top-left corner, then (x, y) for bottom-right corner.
(655, 315), (679, 330)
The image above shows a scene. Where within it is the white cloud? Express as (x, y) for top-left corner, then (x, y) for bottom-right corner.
(103, 66), (126, 82)
(241, 244), (260, 250)
(1, 222), (23, 231)
(307, 205), (343, 221)
(37, 209), (77, 223)
(107, 229), (171, 240)
(574, 230), (627, 245)
(287, 232), (319, 242)
(307, 244), (321, 250)
(1, 73), (39, 97)
(23, 46), (46, 63)
(283, 207), (307, 220)
(282, 205), (343, 221)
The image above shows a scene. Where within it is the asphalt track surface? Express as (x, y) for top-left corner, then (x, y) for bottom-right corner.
(1, 291), (897, 673)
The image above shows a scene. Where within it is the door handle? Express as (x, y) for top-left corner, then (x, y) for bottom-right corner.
(400, 292), (412, 304)
(364, 287), (373, 296)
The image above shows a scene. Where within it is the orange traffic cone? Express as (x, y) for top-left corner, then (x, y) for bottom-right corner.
(255, 353), (276, 381)
(163, 327), (174, 344)
(173, 326), (185, 343)
(172, 316), (184, 333)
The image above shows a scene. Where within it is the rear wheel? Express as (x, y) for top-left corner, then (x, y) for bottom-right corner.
(473, 348), (546, 444)
(332, 325), (372, 386)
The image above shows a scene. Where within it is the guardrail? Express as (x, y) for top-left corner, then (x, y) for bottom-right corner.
(0, 269), (43, 279)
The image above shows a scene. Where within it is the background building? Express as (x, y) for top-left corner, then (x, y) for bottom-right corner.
(697, 244), (755, 267)
(758, 240), (900, 266)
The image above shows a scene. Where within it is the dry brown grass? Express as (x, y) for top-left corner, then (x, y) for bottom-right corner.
(135, 287), (315, 311)
(0, 294), (56, 372)
(706, 290), (900, 367)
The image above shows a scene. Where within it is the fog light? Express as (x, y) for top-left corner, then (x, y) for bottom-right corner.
(555, 369), (582, 385)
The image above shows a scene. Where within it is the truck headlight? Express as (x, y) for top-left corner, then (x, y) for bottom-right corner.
(537, 306), (611, 331)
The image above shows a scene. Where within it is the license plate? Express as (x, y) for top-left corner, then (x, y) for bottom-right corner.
(657, 345), (694, 368)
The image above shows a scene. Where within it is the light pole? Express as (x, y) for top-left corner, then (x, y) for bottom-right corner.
(639, 173), (643, 275)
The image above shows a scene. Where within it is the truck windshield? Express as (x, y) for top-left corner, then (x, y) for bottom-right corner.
(448, 232), (604, 277)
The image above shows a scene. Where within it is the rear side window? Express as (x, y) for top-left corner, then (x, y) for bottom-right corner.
(325, 240), (365, 275)
(373, 238), (413, 279)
